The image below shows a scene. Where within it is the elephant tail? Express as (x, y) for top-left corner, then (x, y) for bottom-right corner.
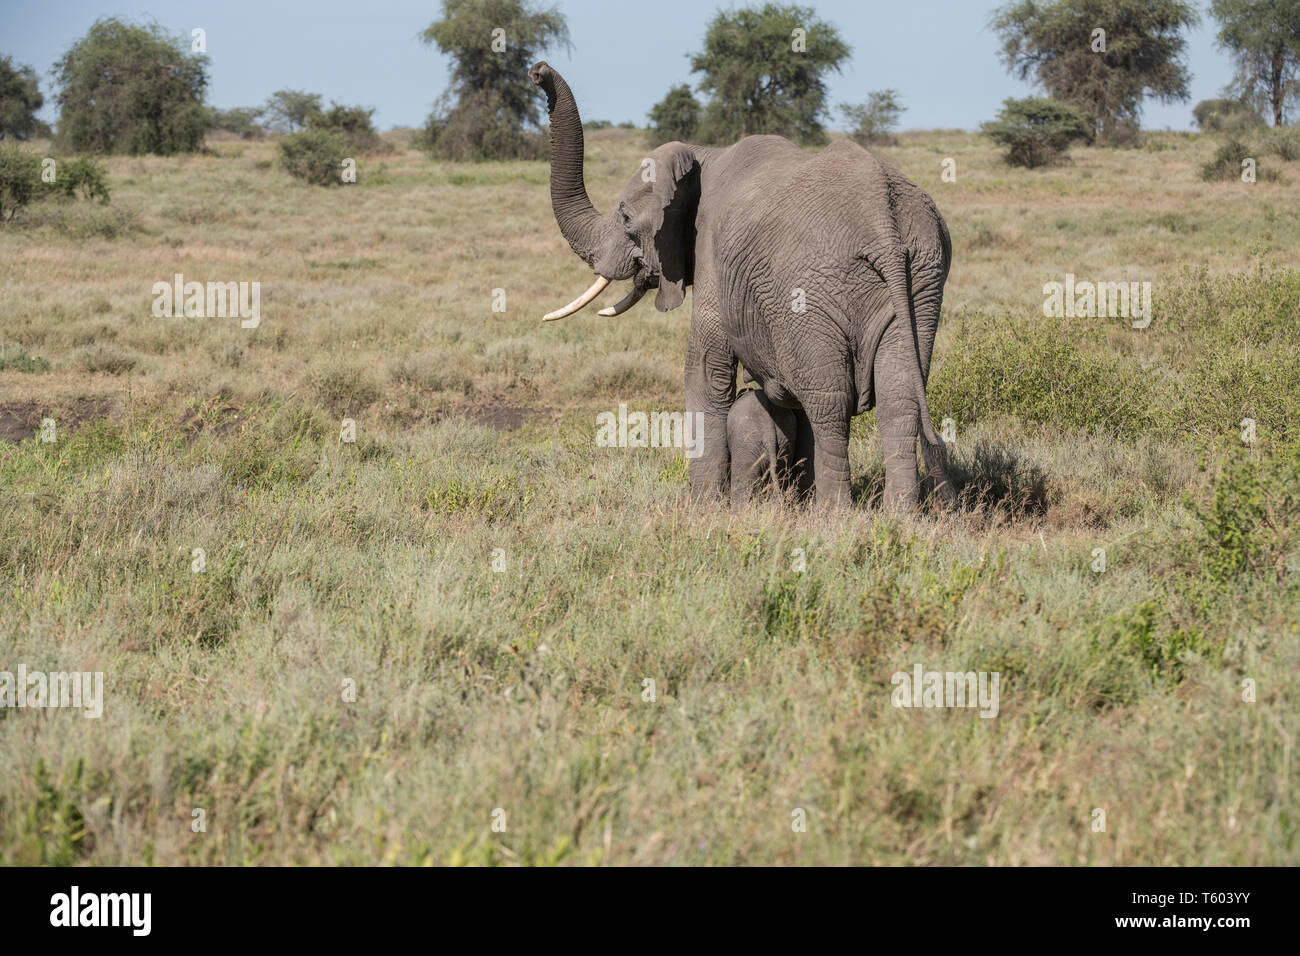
(861, 241), (944, 452)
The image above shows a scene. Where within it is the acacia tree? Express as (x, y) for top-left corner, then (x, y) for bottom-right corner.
(1210, 0), (1300, 127)
(990, 0), (1200, 145)
(647, 84), (702, 146)
(263, 90), (322, 133)
(691, 3), (850, 146)
(0, 56), (45, 140)
(839, 89), (905, 146)
(54, 18), (209, 154)
(420, 0), (569, 160)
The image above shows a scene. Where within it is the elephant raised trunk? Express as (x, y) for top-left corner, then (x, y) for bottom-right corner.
(529, 62), (602, 269)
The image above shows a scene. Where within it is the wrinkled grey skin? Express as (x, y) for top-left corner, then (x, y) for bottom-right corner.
(728, 387), (801, 506)
(530, 62), (954, 510)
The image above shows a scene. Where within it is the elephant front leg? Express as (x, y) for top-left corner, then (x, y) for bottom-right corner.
(685, 321), (735, 502)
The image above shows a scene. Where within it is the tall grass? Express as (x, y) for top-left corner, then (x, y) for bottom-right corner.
(0, 130), (1296, 865)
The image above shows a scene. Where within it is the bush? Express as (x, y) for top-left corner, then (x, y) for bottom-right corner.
(646, 85), (702, 147)
(2, 148), (112, 223)
(307, 102), (387, 154)
(839, 90), (904, 147)
(1263, 127), (1300, 162)
(1192, 97), (1265, 135)
(72, 342), (137, 374)
(419, 89), (547, 162)
(47, 156), (110, 203)
(0, 144), (40, 221)
(279, 129), (352, 186)
(0, 345), (50, 372)
(1199, 139), (1277, 181)
(1189, 450), (1300, 585)
(24, 203), (136, 238)
(980, 97), (1092, 168)
(927, 318), (1157, 439)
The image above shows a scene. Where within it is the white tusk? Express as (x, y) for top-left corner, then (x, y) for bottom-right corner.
(542, 275), (610, 321)
(597, 286), (647, 316)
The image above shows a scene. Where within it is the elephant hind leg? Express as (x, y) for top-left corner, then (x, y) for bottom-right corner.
(921, 434), (957, 508)
(875, 320), (923, 512)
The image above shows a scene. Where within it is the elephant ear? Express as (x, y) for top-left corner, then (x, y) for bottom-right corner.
(648, 144), (699, 312)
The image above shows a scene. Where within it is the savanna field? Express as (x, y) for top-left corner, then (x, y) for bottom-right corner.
(1, 127), (1298, 865)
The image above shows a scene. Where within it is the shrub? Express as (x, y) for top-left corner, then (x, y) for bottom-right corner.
(47, 156), (110, 202)
(307, 102), (387, 154)
(980, 97), (1092, 168)
(839, 90), (904, 147)
(1188, 450), (1300, 585)
(310, 363), (380, 412)
(0, 144), (40, 221)
(418, 89), (547, 162)
(279, 129), (351, 186)
(72, 342), (137, 374)
(928, 317), (1157, 439)
(1199, 139), (1276, 181)
(1192, 97), (1265, 135)
(0, 345), (50, 372)
(1263, 127), (1300, 162)
(26, 203), (136, 238)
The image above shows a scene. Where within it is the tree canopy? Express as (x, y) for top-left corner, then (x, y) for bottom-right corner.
(0, 56), (45, 141)
(647, 84), (702, 147)
(839, 90), (905, 146)
(420, 0), (569, 160)
(690, 3), (850, 146)
(990, 0), (1200, 144)
(1210, 0), (1300, 126)
(263, 90), (323, 133)
(53, 17), (210, 154)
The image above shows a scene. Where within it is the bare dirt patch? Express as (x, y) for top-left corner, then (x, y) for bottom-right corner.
(454, 402), (552, 431)
(0, 397), (118, 442)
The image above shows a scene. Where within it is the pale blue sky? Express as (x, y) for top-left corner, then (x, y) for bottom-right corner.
(0, 0), (1234, 132)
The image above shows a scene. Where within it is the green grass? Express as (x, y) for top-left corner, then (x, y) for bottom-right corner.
(0, 129), (1296, 865)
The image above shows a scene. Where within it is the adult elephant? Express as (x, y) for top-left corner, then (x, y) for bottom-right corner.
(529, 62), (954, 510)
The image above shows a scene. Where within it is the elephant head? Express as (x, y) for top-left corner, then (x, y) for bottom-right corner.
(528, 61), (699, 319)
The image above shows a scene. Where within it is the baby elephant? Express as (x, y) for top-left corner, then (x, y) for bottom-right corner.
(727, 388), (804, 506)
